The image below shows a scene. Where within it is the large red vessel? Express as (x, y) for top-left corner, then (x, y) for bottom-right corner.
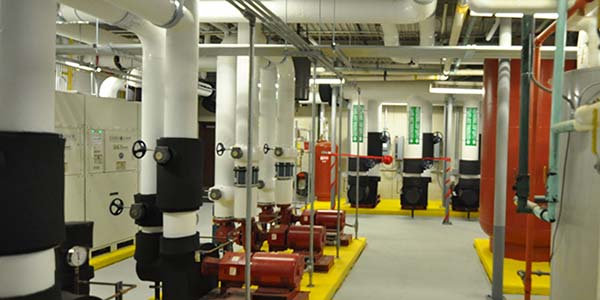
(480, 59), (575, 261)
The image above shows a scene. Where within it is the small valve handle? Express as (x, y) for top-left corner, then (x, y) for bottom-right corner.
(263, 144), (271, 154)
(109, 198), (126, 216)
(132, 140), (148, 159)
(216, 142), (227, 157)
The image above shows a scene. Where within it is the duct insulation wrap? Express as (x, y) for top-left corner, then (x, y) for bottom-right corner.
(275, 58), (296, 206)
(258, 65), (278, 205)
(461, 100), (481, 161)
(233, 23), (261, 219)
(405, 96), (433, 160)
(212, 34), (238, 219)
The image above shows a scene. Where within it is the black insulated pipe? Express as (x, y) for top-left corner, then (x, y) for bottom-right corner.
(515, 15), (534, 213)
(155, 137), (213, 300)
(131, 194), (163, 282)
(0, 132), (66, 300)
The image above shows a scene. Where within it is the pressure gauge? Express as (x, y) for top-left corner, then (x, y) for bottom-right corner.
(66, 246), (88, 267)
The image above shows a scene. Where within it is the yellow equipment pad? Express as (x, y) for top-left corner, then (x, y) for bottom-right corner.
(310, 199), (478, 218)
(148, 238), (367, 300)
(300, 238), (367, 300)
(90, 245), (135, 271)
(474, 238), (550, 296)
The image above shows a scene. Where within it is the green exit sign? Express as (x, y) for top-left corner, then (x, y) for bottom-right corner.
(408, 106), (421, 145)
(352, 104), (364, 143)
(465, 107), (478, 146)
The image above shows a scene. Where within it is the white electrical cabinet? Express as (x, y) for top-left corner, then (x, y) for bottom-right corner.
(55, 92), (140, 252)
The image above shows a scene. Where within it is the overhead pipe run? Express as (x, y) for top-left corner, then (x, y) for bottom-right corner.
(197, 0), (437, 24)
(103, 0), (185, 28)
(443, 0), (469, 75)
(469, 0), (576, 14)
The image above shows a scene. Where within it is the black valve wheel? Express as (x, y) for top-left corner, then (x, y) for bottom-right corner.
(274, 147), (284, 157)
(109, 198), (125, 216)
(216, 142), (226, 157)
(132, 140), (147, 159)
(263, 143), (271, 154)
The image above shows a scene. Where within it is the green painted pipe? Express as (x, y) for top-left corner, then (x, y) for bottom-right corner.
(544, 0), (569, 223)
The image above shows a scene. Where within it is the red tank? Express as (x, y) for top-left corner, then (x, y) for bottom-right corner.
(480, 59), (575, 261)
(213, 252), (304, 289)
(315, 140), (338, 201)
(299, 210), (345, 232)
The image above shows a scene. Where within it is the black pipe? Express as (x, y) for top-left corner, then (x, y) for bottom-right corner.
(515, 15), (534, 213)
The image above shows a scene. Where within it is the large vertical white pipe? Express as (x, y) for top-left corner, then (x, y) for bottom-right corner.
(490, 17), (512, 300)
(234, 22), (260, 218)
(367, 100), (381, 132)
(258, 63), (278, 205)
(274, 58), (296, 206)
(162, 1), (199, 238)
(211, 34), (237, 219)
(461, 99), (481, 161)
(0, 0), (57, 297)
(405, 96), (432, 159)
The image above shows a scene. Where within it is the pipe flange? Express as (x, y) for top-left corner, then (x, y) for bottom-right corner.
(153, 146), (172, 164)
(274, 147), (284, 157)
(231, 147), (243, 159)
(209, 188), (223, 200)
(158, 0), (185, 29)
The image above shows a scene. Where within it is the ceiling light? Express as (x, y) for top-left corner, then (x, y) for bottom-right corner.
(470, 11), (493, 17)
(310, 78), (345, 85)
(429, 85), (485, 95)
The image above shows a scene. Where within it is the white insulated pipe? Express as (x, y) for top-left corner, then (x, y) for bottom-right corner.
(197, 0), (436, 24)
(1, 0), (56, 133)
(468, 0), (576, 14)
(234, 22), (260, 219)
(0, 0), (57, 297)
(258, 64), (278, 205)
(367, 100), (381, 132)
(460, 100), (481, 161)
(103, 0), (183, 28)
(405, 96), (432, 160)
(443, 1), (468, 74)
(419, 15), (436, 46)
(99, 76), (126, 98)
(274, 58), (296, 206)
(211, 34), (237, 219)
(162, 1), (199, 238)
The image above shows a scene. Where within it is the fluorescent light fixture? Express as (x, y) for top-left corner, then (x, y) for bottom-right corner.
(494, 12), (524, 18)
(64, 61), (100, 72)
(534, 12), (559, 19)
(429, 85), (485, 95)
(470, 11), (493, 17)
(315, 67), (326, 73)
(310, 78), (345, 85)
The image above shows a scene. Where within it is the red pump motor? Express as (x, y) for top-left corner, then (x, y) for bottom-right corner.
(300, 210), (345, 232)
(267, 225), (334, 272)
(202, 252), (308, 300)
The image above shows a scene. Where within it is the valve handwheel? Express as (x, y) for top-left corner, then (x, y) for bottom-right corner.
(216, 142), (226, 157)
(132, 140), (147, 159)
(109, 198), (125, 216)
(263, 143), (271, 154)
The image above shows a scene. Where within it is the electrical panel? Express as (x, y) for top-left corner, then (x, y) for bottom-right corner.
(56, 92), (85, 222)
(56, 92), (140, 250)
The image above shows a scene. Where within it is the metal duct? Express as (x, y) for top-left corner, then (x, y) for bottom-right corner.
(293, 57), (311, 101)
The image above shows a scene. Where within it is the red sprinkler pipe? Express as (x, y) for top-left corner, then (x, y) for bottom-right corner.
(322, 152), (394, 165)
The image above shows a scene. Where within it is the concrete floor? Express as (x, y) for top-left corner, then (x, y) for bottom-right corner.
(92, 203), (499, 300)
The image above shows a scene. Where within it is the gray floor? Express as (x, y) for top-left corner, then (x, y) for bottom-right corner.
(93, 204), (499, 300)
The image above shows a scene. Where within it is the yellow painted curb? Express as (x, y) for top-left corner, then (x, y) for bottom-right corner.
(310, 199), (479, 219)
(90, 245), (135, 271)
(474, 238), (550, 296)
